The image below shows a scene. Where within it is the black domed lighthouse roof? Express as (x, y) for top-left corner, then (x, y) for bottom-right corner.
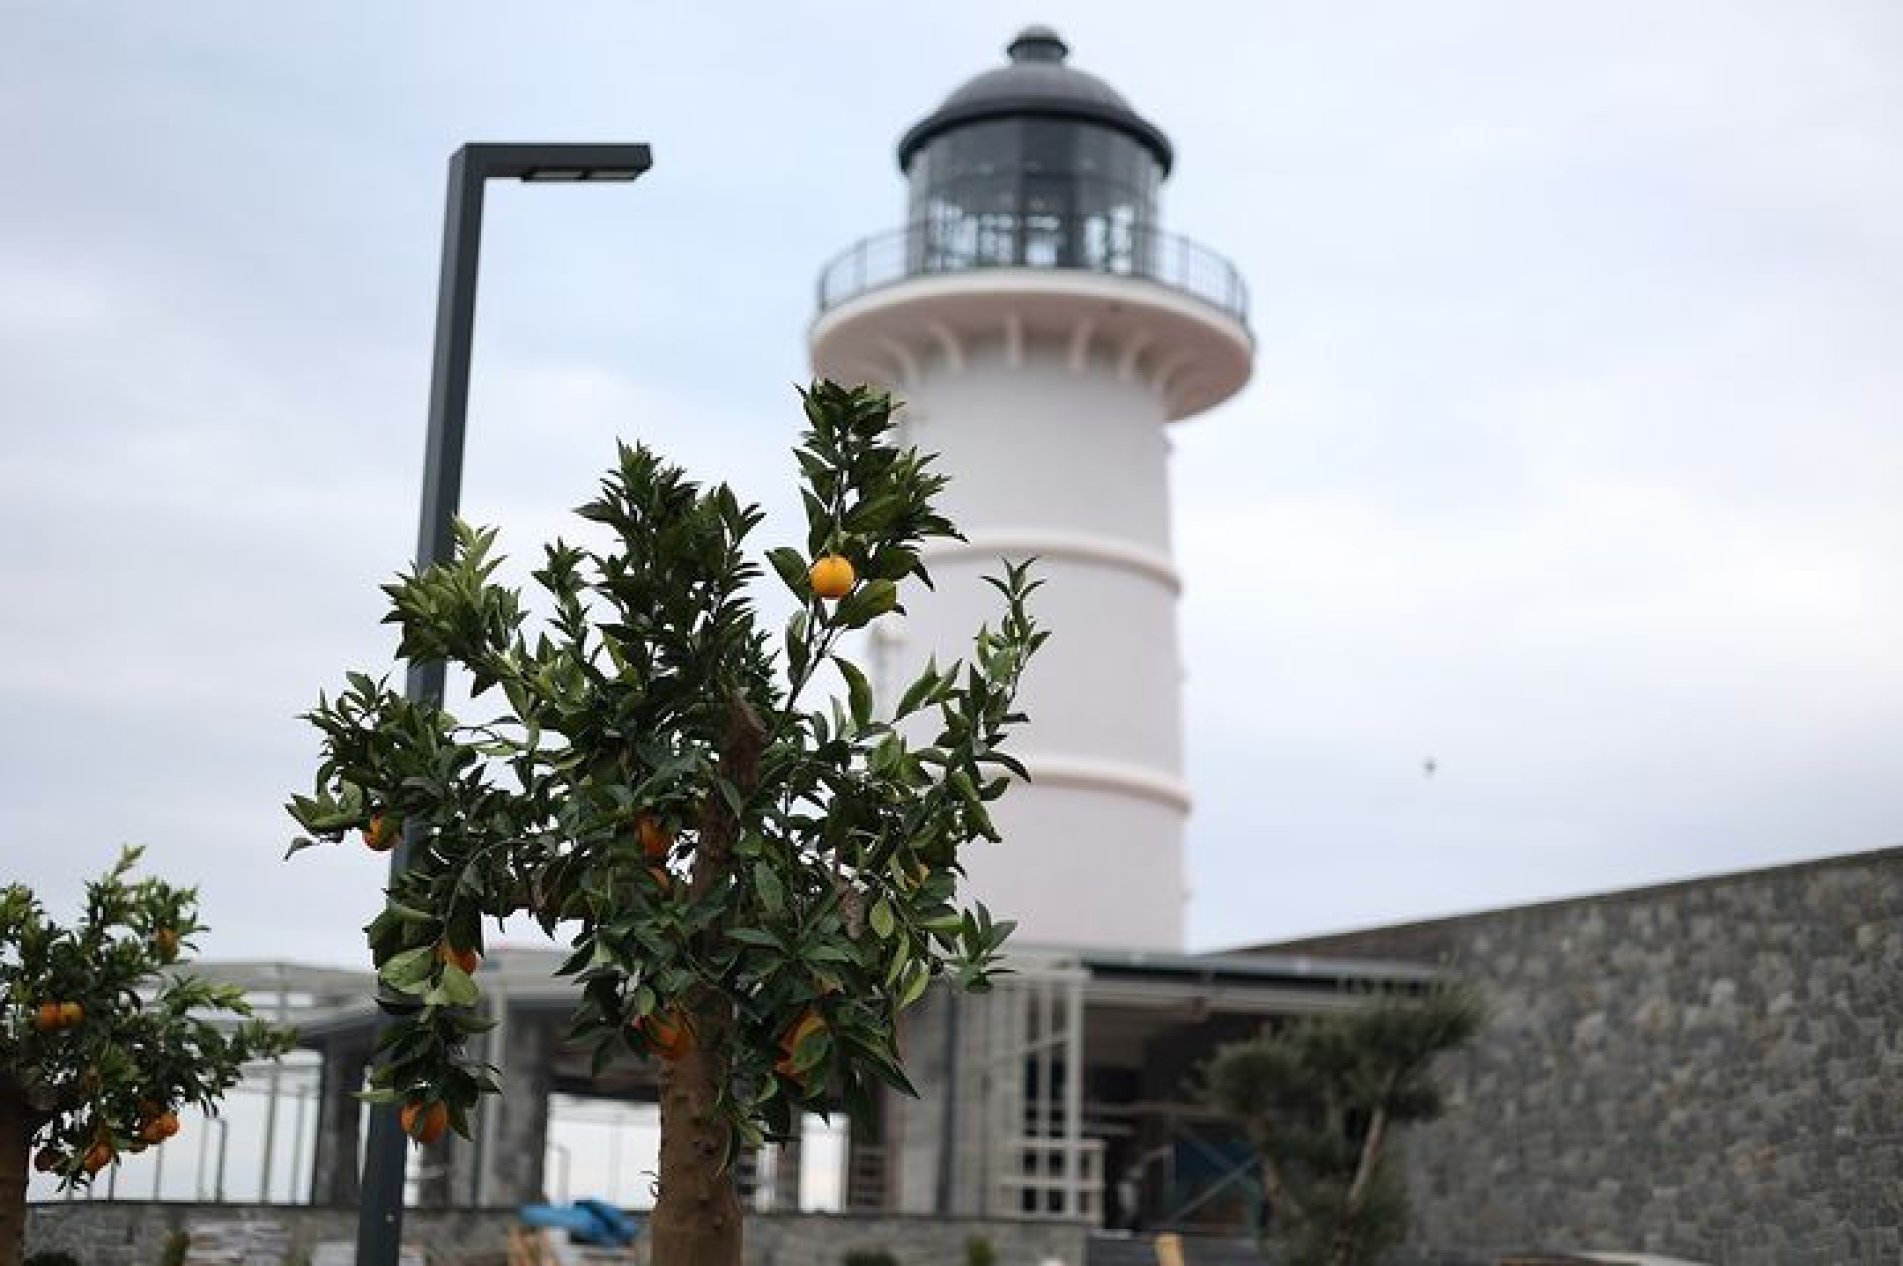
(897, 26), (1174, 175)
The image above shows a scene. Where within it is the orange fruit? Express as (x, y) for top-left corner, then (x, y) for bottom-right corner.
(81, 1141), (114, 1175)
(779, 1007), (825, 1054)
(808, 555), (856, 600)
(362, 813), (399, 852)
(636, 813), (672, 861)
(152, 928), (180, 963)
(33, 1147), (63, 1173)
(776, 1008), (826, 1079)
(647, 865), (673, 895)
(400, 1100), (449, 1146)
(637, 1010), (693, 1061)
(33, 1002), (63, 1032)
(435, 942), (480, 975)
(160, 1112), (181, 1140)
(138, 1117), (169, 1146)
(58, 1002), (83, 1029)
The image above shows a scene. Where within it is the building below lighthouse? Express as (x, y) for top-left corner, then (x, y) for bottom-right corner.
(812, 25), (1252, 952)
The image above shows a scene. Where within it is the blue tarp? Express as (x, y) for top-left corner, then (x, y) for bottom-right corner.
(518, 1199), (642, 1247)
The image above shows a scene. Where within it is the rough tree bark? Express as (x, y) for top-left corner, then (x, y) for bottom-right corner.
(0, 1089), (43, 1266)
(649, 695), (766, 1266)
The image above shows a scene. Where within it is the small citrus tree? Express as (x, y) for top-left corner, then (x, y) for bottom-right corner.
(288, 383), (1041, 1266)
(1204, 983), (1485, 1266)
(0, 849), (293, 1266)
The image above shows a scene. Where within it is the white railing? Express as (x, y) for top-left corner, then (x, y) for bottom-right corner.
(1000, 1135), (1103, 1222)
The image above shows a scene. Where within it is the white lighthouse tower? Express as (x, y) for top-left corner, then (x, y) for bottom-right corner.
(811, 27), (1252, 951)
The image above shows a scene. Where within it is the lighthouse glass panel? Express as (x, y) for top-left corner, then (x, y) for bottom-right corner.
(906, 119), (1161, 280)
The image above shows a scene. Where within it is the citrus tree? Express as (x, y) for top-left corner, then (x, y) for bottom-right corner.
(1204, 983), (1485, 1266)
(0, 849), (293, 1266)
(288, 383), (1042, 1266)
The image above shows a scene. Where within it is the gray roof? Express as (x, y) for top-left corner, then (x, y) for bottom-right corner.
(897, 27), (1174, 175)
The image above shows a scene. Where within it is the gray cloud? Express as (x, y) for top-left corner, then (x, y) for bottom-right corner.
(2, 1), (1898, 965)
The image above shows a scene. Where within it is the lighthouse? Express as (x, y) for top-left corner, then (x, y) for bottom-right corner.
(811, 27), (1252, 951)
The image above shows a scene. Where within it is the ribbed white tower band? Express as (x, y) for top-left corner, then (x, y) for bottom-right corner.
(810, 28), (1253, 950)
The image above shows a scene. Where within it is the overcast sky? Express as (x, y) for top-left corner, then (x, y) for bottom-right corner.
(2, 1), (1899, 968)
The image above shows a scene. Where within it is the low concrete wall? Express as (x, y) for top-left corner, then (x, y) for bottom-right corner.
(25, 1204), (514, 1266)
(750, 1212), (1083, 1265)
(25, 1203), (1088, 1266)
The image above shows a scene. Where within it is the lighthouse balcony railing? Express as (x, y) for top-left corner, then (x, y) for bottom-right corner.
(816, 218), (1249, 325)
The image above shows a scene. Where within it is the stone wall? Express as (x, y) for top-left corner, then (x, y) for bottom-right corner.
(1258, 846), (1903, 1265)
(25, 1202), (1088, 1266)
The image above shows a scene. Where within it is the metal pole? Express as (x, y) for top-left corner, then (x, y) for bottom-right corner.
(214, 1118), (230, 1203)
(259, 966), (289, 1200)
(152, 1131), (165, 1200)
(196, 1120), (211, 1199)
(358, 145), (487, 1266)
(1039, 979), (1054, 1141)
(474, 983), (508, 1205)
(608, 1117), (623, 1204)
(1064, 972), (1085, 1217)
(289, 1085), (309, 1205)
(934, 987), (958, 1215)
(356, 140), (651, 1266)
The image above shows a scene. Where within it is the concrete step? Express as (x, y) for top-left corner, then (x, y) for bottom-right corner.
(1086, 1233), (1263, 1266)
(1084, 1232), (1158, 1266)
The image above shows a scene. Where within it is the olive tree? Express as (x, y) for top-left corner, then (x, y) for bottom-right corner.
(1204, 983), (1485, 1266)
(289, 383), (1041, 1266)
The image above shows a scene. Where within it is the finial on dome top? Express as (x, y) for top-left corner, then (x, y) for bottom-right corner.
(1007, 25), (1069, 63)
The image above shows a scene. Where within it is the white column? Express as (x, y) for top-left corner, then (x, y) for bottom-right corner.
(893, 336), (1190, 950)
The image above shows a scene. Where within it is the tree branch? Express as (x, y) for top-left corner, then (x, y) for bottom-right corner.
(1250, 1125), (1308, 1229)
(1327, 1069), (1400, 1266)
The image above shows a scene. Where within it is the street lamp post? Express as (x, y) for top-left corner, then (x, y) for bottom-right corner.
(360, 141), (654, 1266)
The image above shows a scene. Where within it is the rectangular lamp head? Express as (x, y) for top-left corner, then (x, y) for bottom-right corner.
(461, 143), (655, 184)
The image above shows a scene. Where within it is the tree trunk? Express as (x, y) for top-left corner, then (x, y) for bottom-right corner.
(651, 1010), (743, 1266)
(0, 1091), (38, 1266)
(1324, 1085), (1396, 1266)
(648, 694), (765, 1266)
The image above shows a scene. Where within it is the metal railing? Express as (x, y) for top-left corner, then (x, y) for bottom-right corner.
(816, 217), (1249, 324)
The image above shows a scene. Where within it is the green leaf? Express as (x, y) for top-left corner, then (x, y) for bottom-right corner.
(754, 861), (785, 916)
(382, 945), (437, 992)
(899, 960), (930, 1010)
(894, 659), (942, 719)
(426, 964), (480, 1008)
(837, 657), (874, 729)
(869, 898), (895, 941)
(834, 579), (899, 629)
(766, 547), (810, 598)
